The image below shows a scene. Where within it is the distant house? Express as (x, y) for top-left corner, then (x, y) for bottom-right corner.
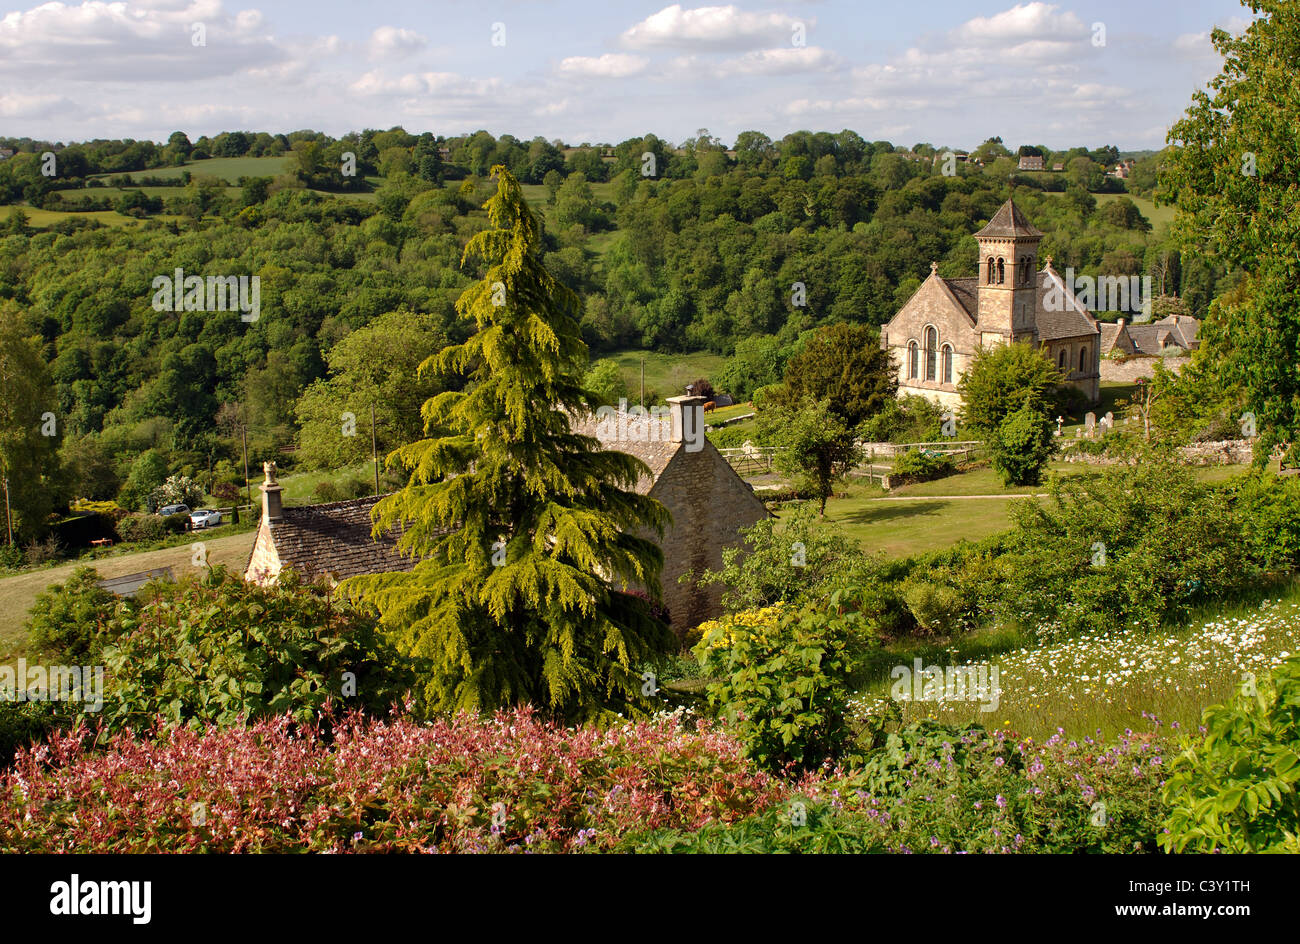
(1109, 159), (1136, 179)
(0, 148), (14, 161)
(1018, 155), (1045, 171)
(1052, 162), (1065, 172)
(1101, 314), (1200, 357)
(245, 398), (768, 631)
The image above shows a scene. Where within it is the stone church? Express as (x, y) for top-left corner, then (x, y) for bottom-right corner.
(880, 199), (1101, 409)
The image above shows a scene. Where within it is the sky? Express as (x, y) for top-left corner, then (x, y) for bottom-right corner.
(0, 0), (1255, 150)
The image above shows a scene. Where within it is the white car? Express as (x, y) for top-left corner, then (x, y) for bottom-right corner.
(189, 508), (222, 529)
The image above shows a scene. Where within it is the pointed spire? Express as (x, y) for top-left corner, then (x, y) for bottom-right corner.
(974, 199), (1044, 239)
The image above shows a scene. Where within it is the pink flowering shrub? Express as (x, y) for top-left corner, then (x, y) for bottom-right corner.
(0, 708), (782, 853)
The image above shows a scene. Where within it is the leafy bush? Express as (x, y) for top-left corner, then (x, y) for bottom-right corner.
(25, 566), (119, 662)
(99, 566), (413, 732)
(162, 512), (190, 534)
(891, 448), (956, 484)
(147, 474), (202, 512)
(696, 502), (863, 612)
(997, 457), (1252, 639)
(693, 594), (867, 773)
(1160, 655), (1300, 853)
(0, 543), (21, 571)
(114, 514), (167, 544)
(0, 701), (73, 769)
(991, 399), (1055, 486)
(859, 395), (946, 444)
(900, 578), (967, 635)
(0, 708), (781, 853)
(1229, 472), (1300, 573)
(21, 534), (61, 566)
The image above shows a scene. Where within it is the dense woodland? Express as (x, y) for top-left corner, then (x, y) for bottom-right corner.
(0, 126), (1228, 533)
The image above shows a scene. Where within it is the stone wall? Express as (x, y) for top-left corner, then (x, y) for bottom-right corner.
(648, 441), (770, 634)
(1100, 355), (1189, 383)
(1061, 438), (1254, 466)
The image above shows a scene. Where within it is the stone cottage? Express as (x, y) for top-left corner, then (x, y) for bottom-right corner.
(880, 198), (1101, 410)
(245, 396), (768, 631)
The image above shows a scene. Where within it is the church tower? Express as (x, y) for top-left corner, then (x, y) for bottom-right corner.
(974, 199), (1044, 344)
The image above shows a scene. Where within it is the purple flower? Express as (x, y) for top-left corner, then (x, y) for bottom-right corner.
(995, 795), (1007, 809)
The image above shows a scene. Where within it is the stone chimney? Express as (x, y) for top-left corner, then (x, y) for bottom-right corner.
(260, 461), (283, 522)
(667, 395), (707, 453)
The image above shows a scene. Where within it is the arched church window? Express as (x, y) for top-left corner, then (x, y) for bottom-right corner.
(1058, 349), (1067, 370)
(986, 258), (995, 284)
(997, 258), (1005, 284)
(907, 340), (919, 379)
(941, 344), (954, 385)
(1079, 346), (1088, 372)
(924, 327), (938, 381)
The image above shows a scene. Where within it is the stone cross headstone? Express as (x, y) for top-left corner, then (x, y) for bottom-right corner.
(1085, 412), (1097, 438)
(1103, 411), (1114, 430)
(1055, 416), (1064, 437)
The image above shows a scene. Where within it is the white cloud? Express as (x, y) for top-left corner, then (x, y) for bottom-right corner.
(715, 46), (838, 77)
(557, 53), (648, 78)
(951, 2), (1087, 43)
(367, 26), (427, 61)
(621, 4), (807, 51)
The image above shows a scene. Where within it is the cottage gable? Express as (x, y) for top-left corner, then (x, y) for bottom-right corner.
(245, 398), (768, 631)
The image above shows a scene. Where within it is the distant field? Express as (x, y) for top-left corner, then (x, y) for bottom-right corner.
(1095, 192), (1175, 231)
(91, 155), (288, 184)
(1, 205), (143, 228)
(598, 350), (727, 404)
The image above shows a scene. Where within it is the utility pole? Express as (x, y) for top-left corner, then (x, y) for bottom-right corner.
(241, 423), (250, 509)
(370, 403), (380, 496)
(2, 477), (11, 546)
(640, 357), (645, 407)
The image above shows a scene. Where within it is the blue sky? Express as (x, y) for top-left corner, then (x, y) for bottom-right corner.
(0, 1), (1253, 150)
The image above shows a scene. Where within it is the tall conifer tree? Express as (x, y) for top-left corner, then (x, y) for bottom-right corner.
(343, 166), (671, 720)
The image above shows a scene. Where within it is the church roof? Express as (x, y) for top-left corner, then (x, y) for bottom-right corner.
(942, 277), (979, 319)
(974, 199), (1044, 239)
(1035, 268), (1099, 341)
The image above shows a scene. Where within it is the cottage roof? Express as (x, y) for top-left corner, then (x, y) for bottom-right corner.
(566, 409), (681, 494)
(254, 494), (417, 581)
(1154, 314), (1199, 348)
(974, 199), (1044, 239)
(1099, 322), (1125, 354)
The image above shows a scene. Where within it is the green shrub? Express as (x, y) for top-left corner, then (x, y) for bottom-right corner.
(0, 701), (73, 769)
(891, 448), (956, 483)
(696, 502), (863, 611)
(1230, 472), (1300, 573)
(997, 457), (1251, 639)
(100, 566), (415, 732)
(900, 578), (967, 634)
(0, 543), (21, 571)
(693, 593), (866, 773)
(161, 512), (190, 534)
(115, 514), (167, 544)
(991, 399), (1055, 486)
(25, 566), (119, 662)
(1160, 655), (1300, 853)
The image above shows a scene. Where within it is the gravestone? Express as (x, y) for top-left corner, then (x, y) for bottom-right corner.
(1085, 412), (1097, 437)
